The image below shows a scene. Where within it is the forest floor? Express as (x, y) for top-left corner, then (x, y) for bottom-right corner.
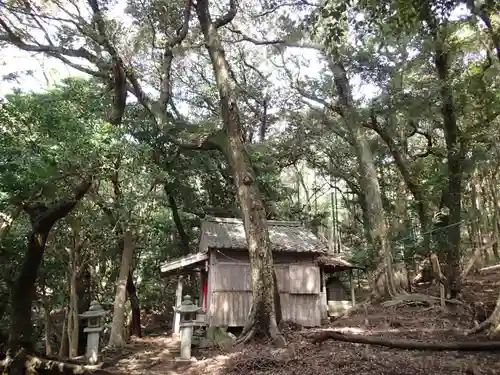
(102, 272), (500, 375)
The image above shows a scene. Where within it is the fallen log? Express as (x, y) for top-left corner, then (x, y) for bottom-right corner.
(1, 354), (107, 375)
(311, 331), (500, 351)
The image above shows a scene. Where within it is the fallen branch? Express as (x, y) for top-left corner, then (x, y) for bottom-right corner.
(311, 331), (500, 351)
(462, 238), (498, 278)
(479, 264), (500, 274)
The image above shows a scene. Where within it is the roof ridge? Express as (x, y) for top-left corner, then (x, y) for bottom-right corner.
(204, 216), (303, 227)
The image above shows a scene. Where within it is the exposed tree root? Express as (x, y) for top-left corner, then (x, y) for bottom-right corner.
(465, 288), (500, 337)
(381, 293), (464, 308)
(1, 354), (105, 375)
(236, 328), (255, 345)
(311, 331), (500, 351)
(237, 307), (286, 347)
(465, 320), (492, 336)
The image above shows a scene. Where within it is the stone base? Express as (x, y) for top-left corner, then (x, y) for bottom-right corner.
(173, 357), (197, 363)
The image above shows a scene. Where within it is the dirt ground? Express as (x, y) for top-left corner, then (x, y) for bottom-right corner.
(102, 272), (500, 375)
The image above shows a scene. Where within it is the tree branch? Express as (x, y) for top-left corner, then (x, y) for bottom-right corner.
(311, 331), (500, 351)
(215, 0), (237, 28)
(159, 0), (192, 110)
(24, 179), (93, 233)
(228, 27), (322, 50)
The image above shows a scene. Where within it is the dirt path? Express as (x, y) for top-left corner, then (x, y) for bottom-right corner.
(101, 274), (500, 375)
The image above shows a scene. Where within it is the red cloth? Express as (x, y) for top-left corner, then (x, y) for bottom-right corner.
(203, 274), (208, 310)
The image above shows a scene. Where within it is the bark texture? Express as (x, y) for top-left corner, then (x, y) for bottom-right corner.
(8, 180), (91, 357)
(433, 33), (463, 298)
(327, 56), (397, 297)
(126, 271), (142, 338)
(194, 0), (284, 345)
(108, 230), (134, 347)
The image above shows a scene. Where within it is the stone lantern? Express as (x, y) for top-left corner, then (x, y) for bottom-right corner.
(79, 300), (107, 364)
(173, 295), (201, 361)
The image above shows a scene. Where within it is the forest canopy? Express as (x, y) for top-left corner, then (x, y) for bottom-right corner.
(0, 0), (500, 373)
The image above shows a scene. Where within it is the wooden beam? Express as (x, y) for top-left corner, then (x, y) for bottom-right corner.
(173, 275), (184, 337)
(320, 268), (328, 320)
(160, 252), (209, 275)
(349, 270), (356, 307)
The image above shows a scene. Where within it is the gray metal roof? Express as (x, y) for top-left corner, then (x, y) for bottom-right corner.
(198, 216), (327, 253)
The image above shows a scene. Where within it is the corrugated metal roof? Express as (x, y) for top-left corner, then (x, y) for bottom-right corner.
(198, 216), (327, 253)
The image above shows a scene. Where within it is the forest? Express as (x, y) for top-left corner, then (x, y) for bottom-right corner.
(0, 0), (500, 374)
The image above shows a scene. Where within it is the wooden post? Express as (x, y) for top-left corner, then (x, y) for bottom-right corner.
(173, 274), (184, 337)
(198, 271), (204, 311)
(349, 269), (356, 307)
(320, 268), (328, 320)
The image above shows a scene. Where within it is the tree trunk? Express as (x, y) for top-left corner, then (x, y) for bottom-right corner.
(8, 180), (91, 358)
(434, 33), (463, 298)
(43, 306), (52, 357)
(76, 266), (91, 355)
(488, 173), (500, 260)
(92, 181), (142, 342)
(368, 119), (431, 256)
(58, 307), (69, 358)
(326, 55), (396, 297)
(8, 230), (49, 355)
(194, 0), (284, 346)
(353, 129), (398, 297)
(67, 269), (79, 358)
(164, 184), (191, 254)
(108, 230), (134, 347)
(126, 271), (142, 338)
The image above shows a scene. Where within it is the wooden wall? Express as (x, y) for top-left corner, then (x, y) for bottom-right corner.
(207, 249), (321, 327)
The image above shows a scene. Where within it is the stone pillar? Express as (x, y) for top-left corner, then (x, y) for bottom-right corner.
(173, 295), (201, 362)
(180, 323), (194, 360)
(83, 327), (102, 364)
(79, 301), (107, 365)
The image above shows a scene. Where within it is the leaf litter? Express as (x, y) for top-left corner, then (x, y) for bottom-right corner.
(103, 274), (500, 375)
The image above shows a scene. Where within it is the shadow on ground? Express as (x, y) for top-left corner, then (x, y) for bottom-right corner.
(102, 273), (500, 375)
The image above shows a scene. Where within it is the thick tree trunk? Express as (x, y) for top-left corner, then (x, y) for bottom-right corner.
(434, 35), (463, 298)
(126, 271), (142, 338)
(108, 230), (134, 347)
(353, 129), (398, 297)
(368, 119), (431, 255)
(195, 0), (284, 346)
(326, 55), (396, 297)
(7, 180), (90, 375)
(8, 230), (49, 354)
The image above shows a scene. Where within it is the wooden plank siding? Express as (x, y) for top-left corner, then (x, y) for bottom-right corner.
(209, 249), (321, 327)
(289, 265), (320, 294)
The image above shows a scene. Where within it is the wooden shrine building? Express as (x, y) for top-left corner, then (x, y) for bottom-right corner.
(160, 217), (358, 329)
